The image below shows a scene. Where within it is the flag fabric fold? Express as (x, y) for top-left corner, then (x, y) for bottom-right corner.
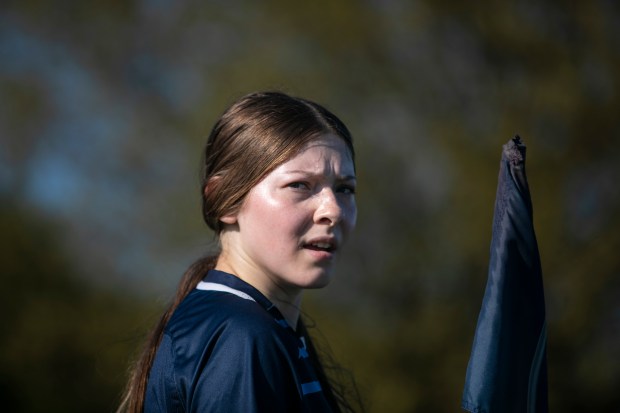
(462, 136), (548, 413)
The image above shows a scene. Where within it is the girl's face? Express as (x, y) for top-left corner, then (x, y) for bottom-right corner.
(217, 134), (357, 301)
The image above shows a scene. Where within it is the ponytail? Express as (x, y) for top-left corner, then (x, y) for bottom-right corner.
(116, 256), (217, 413)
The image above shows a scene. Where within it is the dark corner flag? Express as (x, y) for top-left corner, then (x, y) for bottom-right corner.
(462, 136), (548, 413)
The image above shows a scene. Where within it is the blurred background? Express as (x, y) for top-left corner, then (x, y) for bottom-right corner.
(1, 0), (619, 411)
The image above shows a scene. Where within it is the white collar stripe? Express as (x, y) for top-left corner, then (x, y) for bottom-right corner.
(196, 281), (256, 302)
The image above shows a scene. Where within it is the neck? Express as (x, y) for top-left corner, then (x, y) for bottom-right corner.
(214, 258), (302, 330)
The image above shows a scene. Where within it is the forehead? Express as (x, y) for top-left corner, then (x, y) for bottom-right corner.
(281, 134), (354, 170)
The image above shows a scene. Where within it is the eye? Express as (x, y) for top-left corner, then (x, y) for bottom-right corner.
(287, 181), (310, 190)
(337, 184), (356, 195)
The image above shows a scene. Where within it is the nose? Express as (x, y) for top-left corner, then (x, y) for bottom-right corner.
(314, 188), (343, 226)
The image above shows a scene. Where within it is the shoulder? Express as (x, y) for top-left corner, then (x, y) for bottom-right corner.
(153, 290), (302, 412)
(167, 289), (284, 341)
(163, 289), (297, 367)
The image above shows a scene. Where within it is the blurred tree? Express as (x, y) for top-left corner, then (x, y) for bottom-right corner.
(0, 200), (156, 412)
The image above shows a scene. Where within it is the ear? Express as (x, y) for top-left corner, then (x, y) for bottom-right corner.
(219, 214), (237, 225)
(204, 175), (238, 225)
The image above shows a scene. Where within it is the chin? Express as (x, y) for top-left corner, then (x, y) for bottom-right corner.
(301, 272), (333, 290)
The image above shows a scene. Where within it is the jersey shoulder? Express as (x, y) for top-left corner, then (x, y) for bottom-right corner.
(166, 289), (291, 352)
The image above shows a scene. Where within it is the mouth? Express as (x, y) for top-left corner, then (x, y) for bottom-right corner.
(302, 238), (338, 254)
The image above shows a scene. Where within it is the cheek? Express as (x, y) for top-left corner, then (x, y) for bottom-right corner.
(340, 204), (357, 245)
(347, 211), (357, 233)
(342, 203), (357, 238)
(244, 196), (309, 239)
(277, 208), (313, 238)
(343, 205), (357, 241)
(242, 188), (280, 222)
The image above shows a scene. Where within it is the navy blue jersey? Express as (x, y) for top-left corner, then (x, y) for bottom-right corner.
(144, 270), (335, 412)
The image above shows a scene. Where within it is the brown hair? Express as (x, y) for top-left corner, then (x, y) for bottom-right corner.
(117, 91), (361, 412)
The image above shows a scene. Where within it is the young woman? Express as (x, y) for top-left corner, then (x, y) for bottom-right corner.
(118, 91), (362, 412)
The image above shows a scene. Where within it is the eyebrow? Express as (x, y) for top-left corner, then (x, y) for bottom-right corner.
(283, 170), (357, 181)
